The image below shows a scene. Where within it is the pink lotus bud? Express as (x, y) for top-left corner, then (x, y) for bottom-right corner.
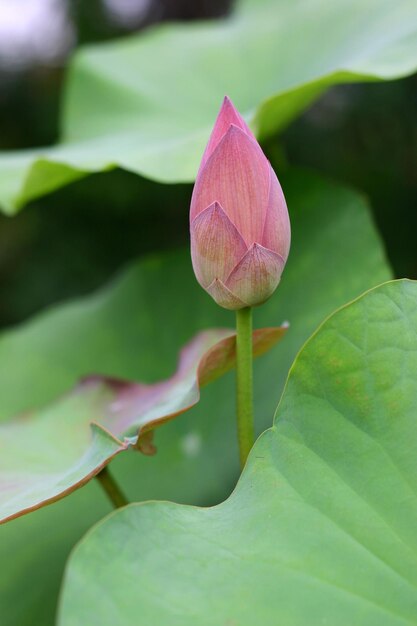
(190, 96), (291, 310)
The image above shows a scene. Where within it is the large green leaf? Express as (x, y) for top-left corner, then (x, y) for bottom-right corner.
(0, 170), (390, 625)
(59, 280), (417, 626)
(1, 0), (417, 213)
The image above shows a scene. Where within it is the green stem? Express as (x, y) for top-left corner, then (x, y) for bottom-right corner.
(96, 466), (129, 509)
(235, 307), (254, 469)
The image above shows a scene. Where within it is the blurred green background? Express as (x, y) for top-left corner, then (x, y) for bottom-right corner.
(0, 0), (416, 329)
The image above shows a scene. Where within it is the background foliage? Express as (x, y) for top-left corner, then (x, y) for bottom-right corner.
(0, 0), (416, 329)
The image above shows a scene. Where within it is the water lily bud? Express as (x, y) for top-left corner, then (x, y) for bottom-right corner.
(190, 96), (291, 310)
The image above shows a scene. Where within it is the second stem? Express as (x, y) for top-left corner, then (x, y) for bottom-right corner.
(96, 466), (129, 509)
(235, 306), (254, 469)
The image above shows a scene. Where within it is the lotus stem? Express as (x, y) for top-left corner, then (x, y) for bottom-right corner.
(235, 307), (254, 469)
(96, 466), (128, 509)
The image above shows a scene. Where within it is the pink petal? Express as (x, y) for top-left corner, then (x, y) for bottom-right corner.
(261, 165), (291, 261)
(226, 243), (285, 307)
(207, 278), (247, 310)
(191, 202), (248, 288)
(200, 96), (256, 168)
(190, 125), (270, 245)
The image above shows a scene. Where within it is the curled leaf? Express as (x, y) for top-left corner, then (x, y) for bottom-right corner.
(0, 326), (287, 524)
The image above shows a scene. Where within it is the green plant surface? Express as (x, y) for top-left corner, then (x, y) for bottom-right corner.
(1, 0), (417, 213)
(0, 327), (286, 524)
(59, 280), (417, 626)
(0, 170), (390, 625)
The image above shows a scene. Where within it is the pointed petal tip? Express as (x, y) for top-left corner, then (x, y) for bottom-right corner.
(221, 95), (240, 116)
(211, 200), (223, 214)
(225, 123), (265, 156)
(207, 278), (247, 311)
(191, 202), (247, 288)
(220, 94), (236, 111)
(252, 241), (285, 261)
(219, 122), (263, 154)
(191, 199), (225, 225)
(191, 198), (229, 224)
(228, 122), (246, 135)
(226, 243), (285, 307)
(220, 97), (250, 132)
(199, 97), (257, 168)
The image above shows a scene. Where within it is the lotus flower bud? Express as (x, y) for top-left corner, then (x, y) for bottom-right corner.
(190, 96), (291, 310)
